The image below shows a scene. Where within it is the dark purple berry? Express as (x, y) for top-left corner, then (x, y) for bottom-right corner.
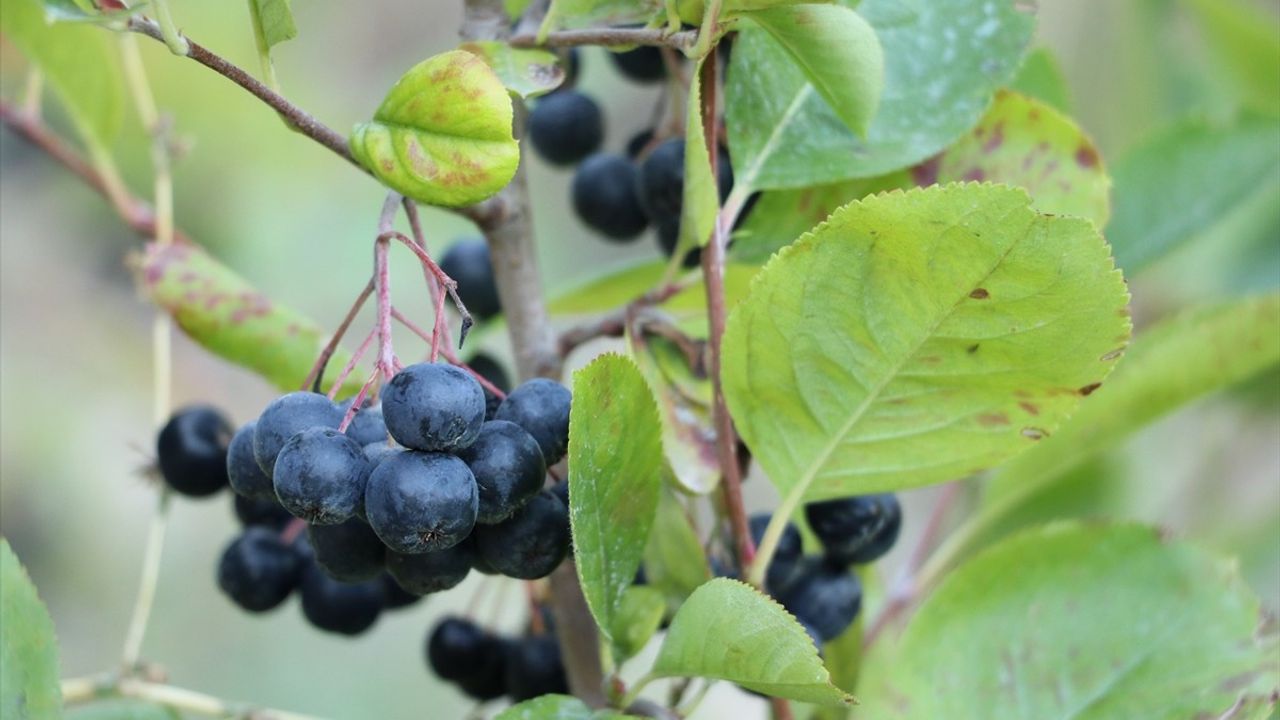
(494, 379), (571, 465)
(157, 405), (232, 497)
(307, 518), (386, 582)
(439, 239), (501, 320)
(253, 392), (342, 477)
(527, 90), (604, 166)
(298, 563), (384, 636)
(458, 420), (547, 524)
(217, 527), (301, 612)
(382, 363), (486, 453)
(365, 451), (478, 554)
(272, 428), (372, 525)
(805, 494), (902, 566)
(474, 490), (570, 580)
(227, 421), (273, 501)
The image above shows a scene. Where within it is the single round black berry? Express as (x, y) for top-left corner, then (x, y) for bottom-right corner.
(253, 392), (342, 477)
(382, 363), (486, 453)
(504, 635), (569, 701)
(217, 527), (302, 612)
(157, 405), (232, 497)
(227, 421), (274, 501)
(527, 90), (604, 166)
(636, 139), (734, 224)
(233, 493), (293, 530)
(365, 451), (478, 554)
(749, 513), (803, 592)
(458, 420), (547, 524)
(572, 153), (650, 241)
(298, 563), (384, 636)
(610, 45), (666, 83)
(380, 573), (424, 610)
(474, 490), (570, 580)
(439, 239), (501, 320)
(494, 379), (571, 465)
(427, 617), (500, 682)
(386, 543), (472, 596)
(308, 518), (386, 582)
(341, 400), (387, 446)
(804, 493), (902, 566)
(272, 428), (372, 525)
(775, 558), (862, 643)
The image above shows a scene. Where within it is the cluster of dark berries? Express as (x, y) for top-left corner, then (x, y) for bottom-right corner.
(525, 42), (734, 265)
(153, 356), (574, 634)
(426, 615), (567, 703)
(749, 494), (902, 646)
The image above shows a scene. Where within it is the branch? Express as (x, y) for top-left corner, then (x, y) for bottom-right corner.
(62, 674), (321, 720)
(509, 27), (697, 49)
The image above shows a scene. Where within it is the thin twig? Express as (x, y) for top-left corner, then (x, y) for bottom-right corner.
(61, 673), (322, 720)
(557, 280), (691, 356)
(326, 327), (378, 401)
(509, 27), (697, 49)
(389, 308), (507, 398)
(301, 277), (375, 392)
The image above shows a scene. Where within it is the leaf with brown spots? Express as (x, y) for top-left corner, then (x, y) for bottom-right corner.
(350, 50), (519, 207)
(136, 243), (364, 396)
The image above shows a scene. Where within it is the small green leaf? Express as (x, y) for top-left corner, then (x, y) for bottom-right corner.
(644, 487), (712, 612)
(653, 578), (852, 705)
(611, 586), (666, 662)
(66, 700), (179, 720)
(1109, 115), (1280, 274)
(631, 331), (719, 494)
(460, 41), (565, 99)
(1, 539), (62, 720)
(569, 354), (664, 643)
(1009, 47), (1071, 112)
(2, 0), (123, 148)
(541, 0), (659, 31)
(677, 57), (720, 257)
(495, 694), (628, 720)
(248, 0), (296, 49)
(858, 523), (1280, 719)
(136, 243), (363, 396)
(744, 4), (884, 137)
(351, 50), (519, 207)
(723, 184), (1131, 503)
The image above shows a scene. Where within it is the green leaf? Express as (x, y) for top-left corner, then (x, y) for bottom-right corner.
(136, 243), (363, 397)
(541, 0), (659, 31)
(734, 90), (1110, 262)
(743, 4), (884, 137)
(644, 487), (712, 612)
(653, 578), (852, 705)
(495, 694), (628, 720)
(722, 184), (1131, 505)
(248, 0), (296, 50)
(677, 57), (720, 259)
(857, 523), (1280, 719)
(1, 539), (61, 720)
(726, 0), (1034, 191)
(1, 0), (123, 148)
(1183, 0), (1280, 116)
(1009, 46), (1071, 112)
(611, 586), (666, 662)
(548, 260), (667, 316)
(66, 700), (178, 720)
(630, 330), (719, 494)
(460, 41), (565, 99)
(568, 354), (664, 643)
(1108, 115), (1280, 274)
(351, 50), (519, 207)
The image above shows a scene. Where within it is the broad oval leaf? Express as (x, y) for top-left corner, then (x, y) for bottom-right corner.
(460, 41), (565, 99)
(496, 694), (627, 720)
(351, 50), (519, 207)
(1108, 115), (1280, 274)
(726, 0), (1034, 191)
(723, 183), (1131, 504)
(568, 354), (664, 642)
(857, 523), (1280, 719)
(248, 0), (296, 50)
(653, 578), (853, 706)
(1, 0), (123, 148)
(136, 243), (363, 396)
(1, 539), (61, 720)
(744, 4), (884, 137)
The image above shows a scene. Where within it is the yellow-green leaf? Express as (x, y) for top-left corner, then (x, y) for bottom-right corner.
(460, 41), (565, 99)
(248, 0), (296, 50)
(1, 539), (62, 720)
(677, 57), (720, 257)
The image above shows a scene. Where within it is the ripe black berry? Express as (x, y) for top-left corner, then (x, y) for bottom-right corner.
(748, 513), (803, 592)
(439, 239), (501, 320)
(610, 45), (666, 83)
(527, 90), (604, 166)
(494, 378), (572, 465)
(474, 490), (570, 580)
(217, 527), (302, 612)
(157, 405), (232, 497)
(233, 493), (293, 530)
(363, 441), (402, 466)
(775, 558), (862, 643)
(298, 563), (384, 636)
(341, 399), (387, 446)
(504, 635), (569, 701)
(381, 363), (486, 453)
(458, 420), (547, 524)
(272, 428), (372, 525)
(379, 573), (423, 610)
(253, 392), (342, 477)
(572, 153), (650, 241)
(308, 518), (386, 582)
(365, 450), (478, 554)
(427, 617), (500, 681)
(386, 543), (473, 595)
(228, 421), (274, 501)
(804, 493), (902, 566)
(636, 139), (734, 224)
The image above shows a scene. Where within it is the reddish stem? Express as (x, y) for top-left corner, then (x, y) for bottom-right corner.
(390, 307), (507, 399)
(373, 236), (398, 383)
(280, 518), (306, 545)
(325, 326), (377, 401)
(337, 368), (381, 434)
(526, 583), (546, 635)
(302, 277), (374, 392)
(383, 230), (474, 347)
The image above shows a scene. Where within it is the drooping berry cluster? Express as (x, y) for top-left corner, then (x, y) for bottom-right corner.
(425, 615), (568, 703)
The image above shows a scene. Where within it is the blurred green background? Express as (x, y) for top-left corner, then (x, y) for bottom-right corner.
(1, 1), (1277, 718)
